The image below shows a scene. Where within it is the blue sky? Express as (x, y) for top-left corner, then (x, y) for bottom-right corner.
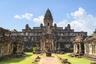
(0, 0), (96, 35)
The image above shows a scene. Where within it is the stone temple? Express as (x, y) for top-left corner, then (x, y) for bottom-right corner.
(1, 9), (96, 60)
(13, 9), (87, 53)
(0, 9), (88, 56)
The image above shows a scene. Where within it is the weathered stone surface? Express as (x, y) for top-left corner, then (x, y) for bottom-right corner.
(0, 28), (24, 59)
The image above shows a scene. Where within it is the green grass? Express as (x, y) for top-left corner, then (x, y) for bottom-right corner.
(0, 53), (92, 64)
(57, 53), (91, 64)
(0, 52), (37, 64)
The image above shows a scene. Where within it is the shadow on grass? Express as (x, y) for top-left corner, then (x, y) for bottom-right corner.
(0, 53), (32, 64)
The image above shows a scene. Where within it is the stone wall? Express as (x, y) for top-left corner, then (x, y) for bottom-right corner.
(0, 28), (24, 59)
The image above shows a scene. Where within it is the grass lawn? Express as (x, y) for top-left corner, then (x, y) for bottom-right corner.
(57, 53), (91, 64)
(0, 53), (92, 64)
(0, 52), (38, 64)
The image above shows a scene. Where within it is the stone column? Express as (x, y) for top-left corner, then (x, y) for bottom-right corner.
(0, 46), (2, 58)
(74, 44), (76, 54)
(1, 46), (3, 57)
(73, 44), (75, 53)
(89, 44), (92, 54)
(44, 41), (46, 52)
(58, 43), (60, 51)
(84, 44), (86, 54)
(79, 43), (81, 54)
(40, 41), (41, 51)
(52, 40), (54, 52)
(54, 41), (57, 51)
(40, 40), (42, 52)
(92, 44), (95, 55)
(95, 45), (96, 55)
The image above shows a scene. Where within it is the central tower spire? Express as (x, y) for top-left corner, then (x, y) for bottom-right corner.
(44, 9), (53, 27)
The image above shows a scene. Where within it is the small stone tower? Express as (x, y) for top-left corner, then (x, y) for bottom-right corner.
(44, 9), (53, 34)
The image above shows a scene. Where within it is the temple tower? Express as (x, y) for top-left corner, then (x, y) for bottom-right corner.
(44, 9), (53, 34)
(44, 9), (53, 27)
(40, 9), (54, 53)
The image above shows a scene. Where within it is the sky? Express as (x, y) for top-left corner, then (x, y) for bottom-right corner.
(0, 0), (96, 35)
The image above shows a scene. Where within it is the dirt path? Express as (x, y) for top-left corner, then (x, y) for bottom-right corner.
(38, 56), (62, 64)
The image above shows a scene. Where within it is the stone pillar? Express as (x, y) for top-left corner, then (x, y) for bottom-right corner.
(52, 40), (54, 52)
(1, 46), (3, 57)
(74, 44), (77, 54)
(89, 44), (92, 54)
(58, 43), (60, 51)
(92, 44), (95, 55)
(73, 44), (75, 53)
(84, 44), (87, 54)
(54, 41), (55, 51)
(95, 45), (96, 55)
(79, 43), (81, 54)
(0, 46), (2, 58)
(40, 40), (44, 51)
(54, 41), (57, 52)
(40, 40), (43, 52)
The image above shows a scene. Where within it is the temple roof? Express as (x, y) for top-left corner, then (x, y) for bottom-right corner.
(74, 36), (83, 43)
(44, 9), (53, 20)
(84, 32), (96, 43)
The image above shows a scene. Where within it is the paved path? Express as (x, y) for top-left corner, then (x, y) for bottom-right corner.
(38, 57), (62, 64)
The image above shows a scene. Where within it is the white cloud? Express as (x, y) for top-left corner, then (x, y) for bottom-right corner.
(14, 12), (33, 20)
(14, 15), (21, 20)
(56, 20), (69, 28)
(33, 15), (44, 24)
(22, 13), (33, 20)
(14, 12), (44, 26)
(71, 7), (86, 18)
(57, 7), (96, 35)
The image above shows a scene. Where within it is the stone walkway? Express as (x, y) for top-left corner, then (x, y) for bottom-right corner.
(38, 56), (62, 64)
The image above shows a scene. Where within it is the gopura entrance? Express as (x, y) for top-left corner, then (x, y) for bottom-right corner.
(45, 39), (52, 51)
(40, 34), (54, 53)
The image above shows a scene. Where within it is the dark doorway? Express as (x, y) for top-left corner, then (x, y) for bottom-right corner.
(13, 44), (17, 54)
(81, 43), (84, 54)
